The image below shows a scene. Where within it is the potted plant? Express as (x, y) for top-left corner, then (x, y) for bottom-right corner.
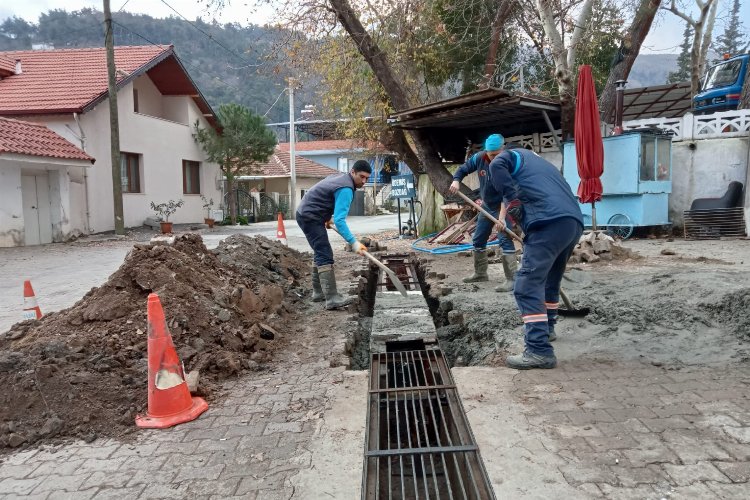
(150, 199), (184, 234)
(200, 195), (215, 228)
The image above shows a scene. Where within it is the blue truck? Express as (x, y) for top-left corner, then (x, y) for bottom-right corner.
(693, 52), (749, 113)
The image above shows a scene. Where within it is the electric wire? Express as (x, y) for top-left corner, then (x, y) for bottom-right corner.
(157, 0), (263, 68)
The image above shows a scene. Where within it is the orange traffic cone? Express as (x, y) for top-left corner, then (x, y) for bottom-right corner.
(22, 280), (42, 320)
(276, 212), (287, 246)
(135, 293), (208, 429)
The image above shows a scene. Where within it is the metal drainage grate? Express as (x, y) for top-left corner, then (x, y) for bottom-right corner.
(363, 348), (495, 499)
(376, 254), (421, 292)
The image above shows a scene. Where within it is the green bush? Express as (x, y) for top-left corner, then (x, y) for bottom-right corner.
(221, 215), (249, 225)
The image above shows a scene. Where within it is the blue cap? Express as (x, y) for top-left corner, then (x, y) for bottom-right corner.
(484, 133), (504, 152)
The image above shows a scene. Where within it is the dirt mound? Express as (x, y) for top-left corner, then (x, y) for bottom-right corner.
(0, 234), (310, 451)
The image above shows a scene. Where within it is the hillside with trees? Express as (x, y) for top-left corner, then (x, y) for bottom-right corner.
(0, 8), (315, 123)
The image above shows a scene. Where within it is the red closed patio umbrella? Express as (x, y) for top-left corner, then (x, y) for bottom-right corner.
(574, 65), (604, 230)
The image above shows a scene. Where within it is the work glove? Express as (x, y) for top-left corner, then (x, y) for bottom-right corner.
(506, 199), (523, 225)
(325, 218), (334, 229)
(352, 241), (367, 255)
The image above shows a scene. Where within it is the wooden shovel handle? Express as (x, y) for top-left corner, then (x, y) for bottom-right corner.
(454, 190), (524, 243)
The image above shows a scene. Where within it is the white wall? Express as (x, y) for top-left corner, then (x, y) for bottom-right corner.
(132, 76), (163, 119)
(670, 137), (749, 225)
(0, 163), (24, 246)
(35, 79), (222, 232)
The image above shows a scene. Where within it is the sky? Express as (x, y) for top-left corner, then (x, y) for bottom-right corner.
(2, 0), (750, 55)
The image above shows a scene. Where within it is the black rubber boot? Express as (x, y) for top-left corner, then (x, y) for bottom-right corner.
(318, 264), (355, 310)
(311, 266), (324, 302)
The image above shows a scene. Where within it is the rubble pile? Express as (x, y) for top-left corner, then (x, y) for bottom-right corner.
(569, 232), (641, 264)
(0, 234), (310, 450)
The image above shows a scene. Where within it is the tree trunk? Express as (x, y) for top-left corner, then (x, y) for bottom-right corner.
(535, 0), (593, 139)
(698, 0), (719, 79)
(227, 173), (237, 225)
(599, 0), (662, 122)
(482, 0), (517, 87)
(329, 0), (454, 195)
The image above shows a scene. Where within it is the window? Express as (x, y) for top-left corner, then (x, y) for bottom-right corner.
(133, 89), (139, 113)
(120, 152), (141, 193)
(182, 160), (201, 194)
(639, 137), (655, 181)
(337, 157), (348, 173)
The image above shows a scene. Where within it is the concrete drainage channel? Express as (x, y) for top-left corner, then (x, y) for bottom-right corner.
(351, 253), (495, 499)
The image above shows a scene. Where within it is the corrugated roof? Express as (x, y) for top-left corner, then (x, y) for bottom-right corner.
(0, 116), (94, 162)
(250, 147), (339, 178)
(615, 82), (693, 121)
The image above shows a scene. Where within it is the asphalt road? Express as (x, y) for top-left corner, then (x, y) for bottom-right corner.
(0, 215), (400, 333)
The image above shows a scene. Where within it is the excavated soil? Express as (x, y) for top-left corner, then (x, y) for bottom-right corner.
(0, 234), (311, 451)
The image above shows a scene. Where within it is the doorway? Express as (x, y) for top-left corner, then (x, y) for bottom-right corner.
(21, 174), (53, 245)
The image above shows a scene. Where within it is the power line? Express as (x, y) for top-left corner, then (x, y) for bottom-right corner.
(263, 87), (287, 118)
(156, 0), (263, 68)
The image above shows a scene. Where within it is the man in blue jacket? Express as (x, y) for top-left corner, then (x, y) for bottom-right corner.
(487, 145), (583, 369)
(448, 134), (517, 291)
(296, 160), (371, 310)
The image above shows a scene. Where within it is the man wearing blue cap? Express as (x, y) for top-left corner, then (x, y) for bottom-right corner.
(449, 133), (518, 292)
(296, 160), (371, 310)
(487, 145), (583, 370)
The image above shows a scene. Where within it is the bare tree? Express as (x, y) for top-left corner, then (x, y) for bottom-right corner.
(533, 0), (595, 138)
(664, 0), (720, 95)
(599, 0), (662, 121)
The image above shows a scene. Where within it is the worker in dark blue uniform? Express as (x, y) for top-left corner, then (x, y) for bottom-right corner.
(448, 134), (517, 291)
(487, 146), (583, 369)
(296, 160), (371, 310)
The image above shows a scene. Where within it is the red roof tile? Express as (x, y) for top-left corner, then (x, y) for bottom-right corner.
(0, 117), (94, 162)
(0, 55), (15, 77)
(0, 45), (170, 114)
(248, 147), (338, 178)
(277, 139), (389, 153)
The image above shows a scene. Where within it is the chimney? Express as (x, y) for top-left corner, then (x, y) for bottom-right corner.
(612, 80), (627, 135)
(15, 59), (22, 75)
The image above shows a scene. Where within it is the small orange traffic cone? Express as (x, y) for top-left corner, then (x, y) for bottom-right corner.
(135, 293), (208, 429)
(276, 212), (287, 246)
(22, 280), (42, 320)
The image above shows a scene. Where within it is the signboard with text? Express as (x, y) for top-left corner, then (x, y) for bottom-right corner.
(390, 174), (415, 199)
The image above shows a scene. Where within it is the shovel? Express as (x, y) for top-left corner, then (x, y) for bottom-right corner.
(454, 190), (590, 317)
(329, 227), (408, 297)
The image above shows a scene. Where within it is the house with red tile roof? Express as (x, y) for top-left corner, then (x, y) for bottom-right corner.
(232, 146), (338, 218)
(276, 139), (408, 214)
(0, 117), (94, 246)
(0, 45), (222, 244)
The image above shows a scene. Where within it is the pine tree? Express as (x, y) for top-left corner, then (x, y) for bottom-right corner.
(714, 0), (747, 60)
(667, 22), (693, 84)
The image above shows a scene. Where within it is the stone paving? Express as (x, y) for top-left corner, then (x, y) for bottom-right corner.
(456, 360), (750, 499)
(0, 309), (351, 499)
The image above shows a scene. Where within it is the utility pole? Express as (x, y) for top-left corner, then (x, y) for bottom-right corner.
(104, 0), (124, 234)
(288, 77), (297, 218)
